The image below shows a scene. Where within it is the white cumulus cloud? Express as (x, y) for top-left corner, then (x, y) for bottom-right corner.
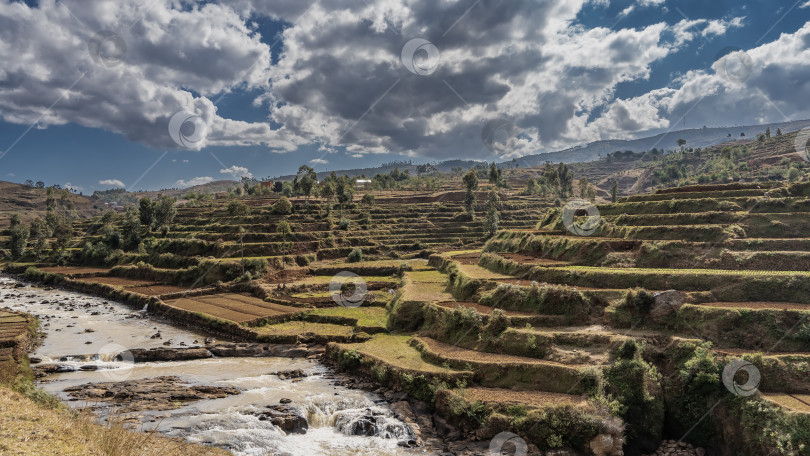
(99, 179), (126, 187)
(175, 176), (213, 188)
(219, 165), (253, 178)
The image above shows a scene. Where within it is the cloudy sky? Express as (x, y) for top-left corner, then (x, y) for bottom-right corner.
(0, 0), (808, 192)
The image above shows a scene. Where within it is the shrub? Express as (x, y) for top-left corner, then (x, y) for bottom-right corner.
(347, 248), (364, 263)
(626, 288), (655, 315)
(272, 197), (293, 214)
(339, 217), (351, 230)
(227, 200), (250, 216)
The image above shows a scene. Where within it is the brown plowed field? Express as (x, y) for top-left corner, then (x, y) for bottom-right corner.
(127, 284), (189, 296)
(39, 266), (111, 275)
(76, 277), (155, 287)
(164, 293), (302, 323)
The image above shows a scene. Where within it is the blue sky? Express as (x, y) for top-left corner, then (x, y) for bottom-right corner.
(0, 0), (808, 192)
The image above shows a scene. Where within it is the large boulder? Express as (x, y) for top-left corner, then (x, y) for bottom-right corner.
(260, 405), (308, 435)
(650, 290), (686, 322)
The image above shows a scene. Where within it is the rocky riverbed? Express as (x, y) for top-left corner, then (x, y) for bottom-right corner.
(0, 276), (422, 456)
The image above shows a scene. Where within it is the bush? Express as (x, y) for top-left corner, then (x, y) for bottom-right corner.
(339, 217), (351, 230)
(227, 200), (250, 216)
(626, 288), (655, 314)
(347, 248), (364, 262)
(272, 197), (293, 215)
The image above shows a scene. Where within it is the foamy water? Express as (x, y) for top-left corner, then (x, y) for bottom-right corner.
(0, 276), (423, 456)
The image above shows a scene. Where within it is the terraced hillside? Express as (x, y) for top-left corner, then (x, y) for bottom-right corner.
(426, 181), (810, 454)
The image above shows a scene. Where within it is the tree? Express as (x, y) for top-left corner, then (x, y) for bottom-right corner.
(610, 180), (619, 203)
(51, 213), (73, 251)
(336, 176), (354, 213)
(462, 170), (479, 219)
(489, 163), (499, 185)
(483, 189), (500, 237)
(153, 195), (177, 232)
(765, 126), (771, 138)
(29, 217), (50, 258)
(321, 181), (335, 205)
(138, 197), (155, 229)
(121, 206), (141, 251)
(293, 165), (317, 204)
(276, 220), (292, 257)
(776, 128), (783, 136)
(45, 187), (56, 209)
(360, 193), (375, 206)
(787, 167), (802, 182)
(587, 186), (596, 202)
(677, 138), (687, 151)
(556, 163), (573, 198)
(23, 180), (33, 188)
(740, 132), (745, 137)
(525, 177), (537, 195)
(578, 177), (589, 199)
(8, 214), (29, 259)
(272, 196), (293, 215)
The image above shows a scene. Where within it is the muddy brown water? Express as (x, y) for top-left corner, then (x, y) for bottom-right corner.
(0, 275), (419, 456)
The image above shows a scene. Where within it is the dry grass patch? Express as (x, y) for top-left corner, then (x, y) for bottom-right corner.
(407, 270), (448, 283)
(339, 335), (466, 375)
(254, 321), (355, 338)
(306, 307), (388, 328)
(762, 393), (810, 414)
(0, 387), (228, 456)
(415, 337), (583, 368)
(401, 278), (453, 302)
(695, 302), (810, 311)
(458, 386), (585, 408)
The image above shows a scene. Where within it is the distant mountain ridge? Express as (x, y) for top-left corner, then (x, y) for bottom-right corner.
(517, 119), (810, 167)
(272, 119), (810, 181)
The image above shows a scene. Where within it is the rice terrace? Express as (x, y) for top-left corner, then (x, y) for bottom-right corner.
(1, 1), (810, 456)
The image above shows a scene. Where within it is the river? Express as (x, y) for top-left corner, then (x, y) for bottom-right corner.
(0, 275), (422, 456)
